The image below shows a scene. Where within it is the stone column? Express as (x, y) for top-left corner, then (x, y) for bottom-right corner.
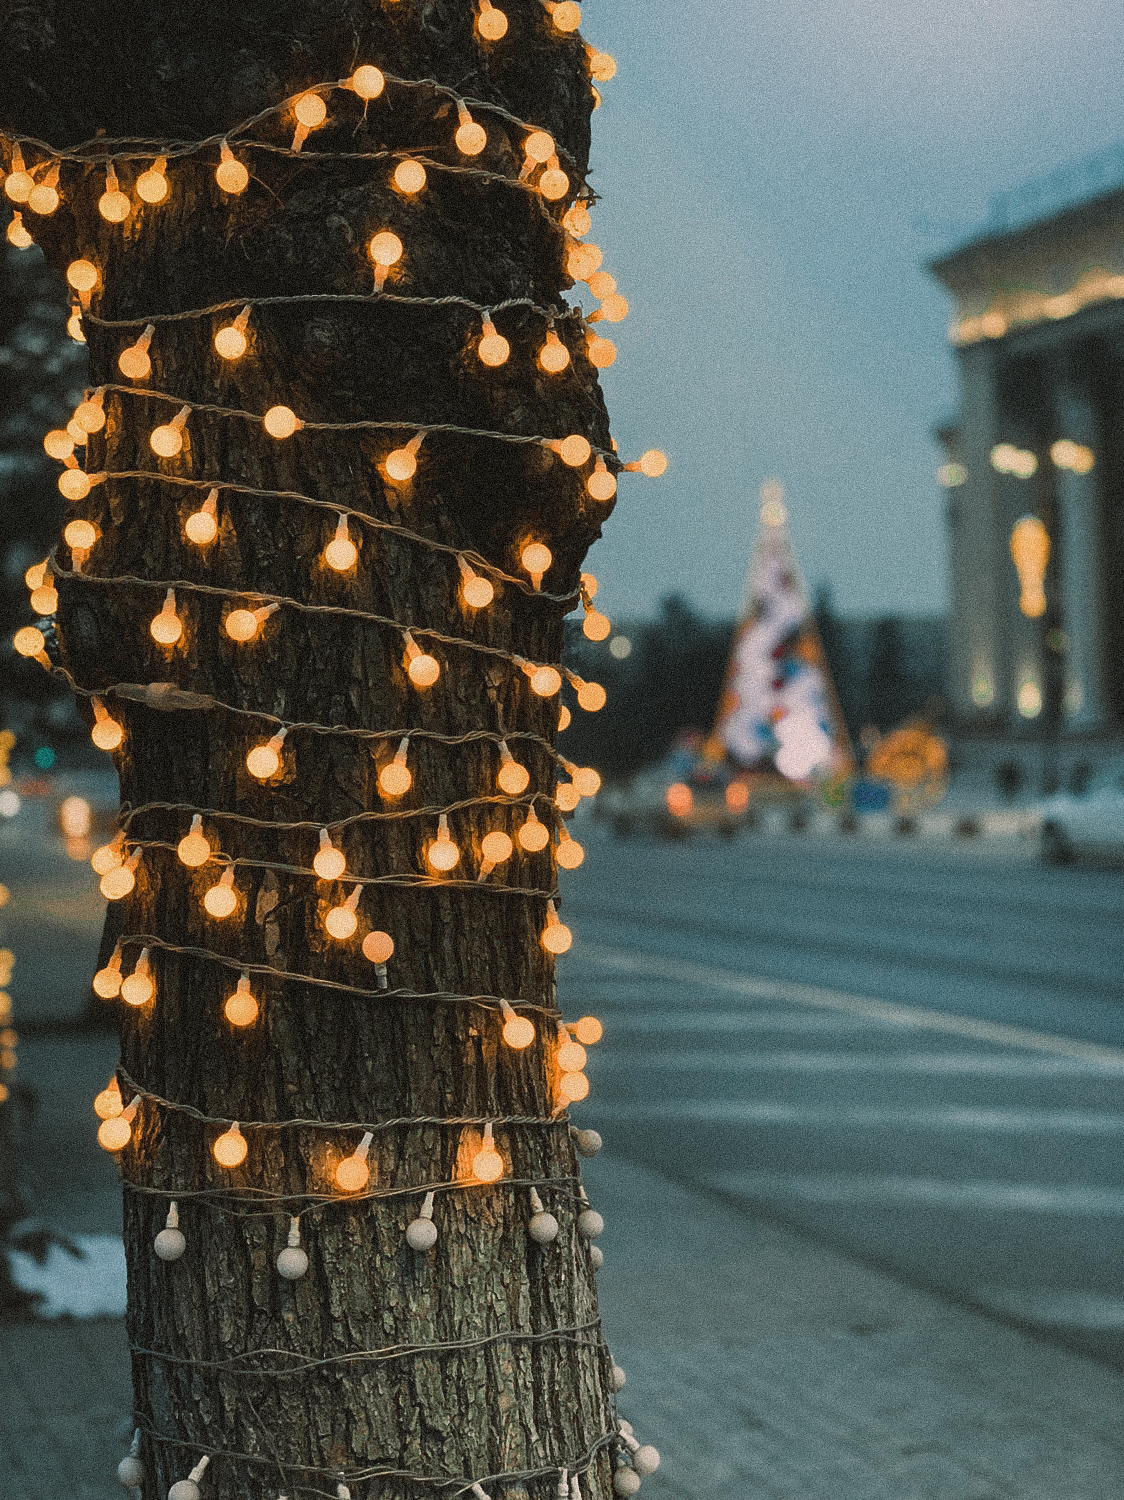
(1052, 370), (1107, 727)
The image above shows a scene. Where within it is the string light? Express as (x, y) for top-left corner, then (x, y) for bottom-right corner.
(91, 833), (125, 878)
(101, 850), (140, 901)
(541, 900), (573, 954)
(528, 1187), (559, 1243)
(478, 829), (514, 880)
(384, 432), (422, 481)
(213, 1122), (248, 1168)
(565, 762), (601, 797)
(324, 885), (362, 940)
(558, 704), (571, 732)
(368, 229), (403, 291)
(521, 541), (552, 589)
(94, 1076), (123, 1119)
(557, 1026), (586, 1074)
(335, 1131), (374, 1191)
(586, 459), (616, 501)
(477, 0), (509, 39)
(185, 488), (219, 545)
(214, 305), (251, 360)
(168, 1457), (210, 1500)
(406, 1191), (438, 1250)
(518, 805), (550, 852)
(177, 815), (212, 868)
(203, 866), (238, 919)
(155, 1201), (187, 1261)
(66, 257), (98, 302)
(314, 829), (347, 879)
(556, 780), (580, 813)
(215, 143), (249, 194)
(93, 944), (124, 998)
(263, 404), (301, 439)
(44, 427), (74, 460)
(478, 317), (511, 367)
(393, 158), (427, 194)
(116, 1432), (145, 1490)
(582, 602), (610, 640)
(247, 729), (287, 780)
(3, 149), (33, 201)
(403, 631), (440, 687)
(98, 165), (131, 223)
(471, 1122), (505, 1182)
(624, 448), (668, 477)
(27, 163), (60, 215)
(118, 324), (155, 379)
(552, 433), (591, 467)
(136, 157), (169, 204)
(538, 328), (571, 373)
(347, 65), (386, 101)
(455, 103), (487, 157)
(292, 90), (328, 152)
(458, 558), (495, 609)
(426, 814), (460, 872)
(539, 158), (570, 201)
(120, 948), (155, 1007)
(563, 201), (592, 236)
(150, 588), (183, 644)
(74, 389), (106, 432)
(361, 929), (395, 966)
(30, 577), (58, 615)
(150, 405), (191, 457)
(527, 663), (563, 696)
(378, 738), (412, 796)
(500, 999), (535, 1049)
(556, 827), (584, 869)
(13, 624), (49, 665)
(546, 1), (583, 33)
(277, 1216), (309, 1279)
(575, 678), (607, 712)
(588, 48), (617, 81)
(97, 1096), (139, 1152)
(224, 602), (279, 642)
(571, 1017), (602, 1046)
(224, 973), (259, 1027)
(497, 742), (530, 795)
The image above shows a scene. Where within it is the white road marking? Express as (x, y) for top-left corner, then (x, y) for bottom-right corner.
(591, 1099), (1124, 1132)
(705, 1170), (1124, 1215)
(972, 1287), (1124, 1329)
(591, 1048), (1122, 1075)
(575, 943), (1124, 1065)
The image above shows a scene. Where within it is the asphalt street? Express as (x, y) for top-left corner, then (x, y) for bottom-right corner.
(556, 821), (1124, 1368)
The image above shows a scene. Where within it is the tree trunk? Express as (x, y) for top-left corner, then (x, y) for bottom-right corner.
(1, 4), (623, 1495)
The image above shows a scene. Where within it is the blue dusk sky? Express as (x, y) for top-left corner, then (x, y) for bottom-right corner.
(580, 0), (1124, 620)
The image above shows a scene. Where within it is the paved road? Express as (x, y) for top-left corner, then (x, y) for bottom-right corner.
(557, 823), (1124, 1368)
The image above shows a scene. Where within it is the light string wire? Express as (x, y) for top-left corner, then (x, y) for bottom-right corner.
(130, 1421), (616, 1497)
(75, 381), (619, 461)
(129, 1320), (604, 1377)
(56, 466), (584, 605)
(107, 933), (568, 1019)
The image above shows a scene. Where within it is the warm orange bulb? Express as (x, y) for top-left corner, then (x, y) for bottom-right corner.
(586, 463), (617, 501)
(556, 833), (585, 869)
(118, 344), (151, 380)
(90, 837), (124, 877)
(462, 572), (495, 608)
(203, 870), (238, 919)
(74, 398), (105, 433)
(563, 202), (592, 236)
(639, 448), (668, 477)
(480, 830), (513, 864)
(185, 508), (218, 545)
(556, 782), (581, 813)
(558, 704), (571, 731)
(92, 959), (123, 998)
(94, 1079), (123, 1119)
(572, 1015), (603, 1045)
(558, 434), (592, 467)
(525, 130), (555, 163)
(551, 0), (582, 30)
(246, 733), (284, 780)
(335, 1154), (370, 1192)
(559, 1070), (590, 1102)
(100, 863), (136, 901)
(477, 1), (508, 39)
(571, 766), (601, 797)
(497, 757), (530, 795)
(91, 715), (124, 751)
(30, 584), (58, 615)
(44, 428), (74, 460)
(522, 541), (553, 576)
(407, 650), (440, 687)
(225, 609), (261, 642)
(177, 817), (212, 868)
(455, 120), (487, 156)
(66, 259), (98, 293)
(65, 518), (98, 551)
(577, 681), (607, 712)
(4, 166), (33, 203)
(385, 445), (418, 482)
(350, 65), (385, 99)
(539, 166), (569, 200)
(393, 159), (427, 194)
(478, 322), (510, 367)
(263, 405), (300, 439)
(150, 591), (183, 645)
(538, 331), (571, 373)
(369, 230), (403, 267)
(58, 468), (92, 500)
(150, 423), (184, 458)
(99, 185), (131, 223)
(530, 665), (563, 697)
(313, 830), (347, 880)
(294, 92), (327, 128)
(215, 148), (249, 194)
(583, 608), (610, 641)
(503, 1014), (535, 1049)
(136, 160), (169, 204)
(324, 521), (359, 571)
(472, 1126), (505, 1182)
(214, 324), (248, 360)
(542, 905), (573, 954)
(518, 808), (551, 852)
(427, 817), (460, 871)
(213, 1124), (247, 1168)
(13, 625), (46, 659)
(325, 903), (359, 940)
(362, 930), (395, 965)
(224, 984), (259, 1027)
(98, 1115), (133, 1152)
(589, 49), (617, 81)
(120, 967), (154, 1008)
(558, 1038), (587, 1072)
(379, 751), (412, 796)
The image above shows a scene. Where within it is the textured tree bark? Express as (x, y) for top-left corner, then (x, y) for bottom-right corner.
(1, 3), (620, 1495)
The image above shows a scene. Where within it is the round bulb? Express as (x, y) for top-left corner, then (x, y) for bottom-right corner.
(14, 625), (45, 658)
(98, 1116), (132, 1152)
(481, 831), (513, 864)
(587, 271), (616, 299)
(522, 541), (553, 575)
(94, 1084), (122, 1119)
(462, 574), (495, 608)
(92, 966), (123, 999)
(362, 930), (395, 964)
(530, 666), (562, 696)
(324, 535), (358, 571)
(313, 846), (346, 880)
(478, 5), (508, 38)
(58, 469), (91, 500)
(577, 681), (607, 711)
(591, 50), (617, 81)
(325, 905), (358, 940)
(75, 400), (105, 433)
(478, 331), (510, 367)
(455, 121), (487, 156)
(120, 971), (154, 1007)
(559, 1070), (590, 1102)
(294, 92), (327, 128)
(225, 609), (261, 642)
(557, 837), (584, 869)
(335, 1156), (370, 1192)
(542, 920), (573, 955)
(100, 864), (136, 900)
(44, 429), (74, 460)
(66, 259), (98, 292)
(572, 767), (601, 796)
(525, 131), (555, 163)
(587, 468), (617, 501)
(518, 817), (550, 853)
(99, 189), (130, 223)
(385, 447), (417, 481)
(136, 168), (168, 204)
(150, 609), (182, 645)
(583, 608), (611, 641)
(213, 1127), (247, 1168)
(379, 760), (412, 796)
(559, 434), (592, 467)
(351, 65), (385, 99)
(31, 585), (58, 614)
(539, 168), (569, 200)
(427, 838), (460, 872)
(246, 744), (280, 779)
(225, 991), (259, 1027)
(4, 170), (33, 203)
(538, 336), (570, 373)
(573, 1015), (603, 1044)
(556, 783), (581, 812)
(215, 156), (249, 193)
(639, 448), (668, 477)
(558, 1039), (587, 1072)
(472, 1146), (504, 1182)
(91, 718), (123, 751)
(552, 1), (582, 30)
(214, 325), (247, 360)
(407, 653), (440, 687)
(559, 704), (571, 731)
(203, 883), (237, 919)
(7, 217), (33, 248)
(564, 203), (592, 235)
(497, 760), (529, 796)
(185, 509), (218, 544)
(150, 424), (183, 458)
(263, 405), (299, 439)
(177, 832), (211, 868)
(503, 1015), (535, 1049)
(91, 841), (123, 876)
(118, 346), (151, 380)
(369, 231), (403, 267)
(393, 159), (426, 194)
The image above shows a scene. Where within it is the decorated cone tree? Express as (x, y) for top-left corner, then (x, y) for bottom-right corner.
(1, 3), (663, 1496)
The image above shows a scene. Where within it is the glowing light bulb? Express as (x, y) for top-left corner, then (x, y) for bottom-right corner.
(91, 834), (125, 877)
(472, 1122), (504, 1182)
(263, 405), (300, 439)
(121, 949), (154, 1007)
(185, 489), (219, 545)
(118, 324), (154, 380)
(480, 830), (514, 868)
(101, 851), (140, 901)
(525, 130), (555, 164)
(478, 318), (511, 367)
(215, 305), (251, 360)
(576, 679), (606, 711)
(335, 1131), (373, 1192)
(477, 0), (508, 38)
(314, 828), (346, 879)
(294, 91), (327, 128)
(538, 329), (571, 373)
(426, 814), (460, 872)
(558, 703), (571, 731)
(150, 406), (189, 457)
(559, 1069), (589, 1102)
(58, 467), (92, 500)
(44, 429), (74, 461)
(459, 560), (495, 608)
(246, 730), (285, 779)
(587, 270), (616, 300)
(384, 433), (422, 481)
(89, 699), (123, 750)
(567, 242), (602, 282)
(563, 202), (592, 236)
(583, 606), (610, 641)
(66, 259), (98, 294)
(67, 306), (85, 341)
(224, 974), (258, 1027)
(549, 0), (582, 30)
(518, 806), (550, 852)
(362, 929), (395, 965)
(556, 781), (580, 812)
(27, 165), (60, 216)
(350, 65), (385, 99)
(176, 814), (211, 868)
(539, 163), (569, 200)
(556, 829), (585, 869)
(92, 943), (123, 997)
(75, 393), (106, 433)
(98, 1097), (138, 1153)
(325, 884), (361, 939)
(1010, 515), (1050, 618)
(13, 625), (46, 660)
(455, 109), (487, 156)
(379, 739), (412, 796)
(589, 48), (617, 81)
(570, 765), (601, 797)
(557, 1030), (587, 1072)
(530, 664), (563, 696)
(4, 153), (33, 202)
(66, 419), (86, 445)
(404, 633), (440, 687)
(225, 603), (277, 642)
(501, 1000), (535, 1049)
(215, 144), (249, 194)
(393, 158), (427, 194)
(586, 461), (617, 502)
(94, 1077), (123, 1119)
(636, 448), (668, 477)
(572, 1015), (603, 1044)
(521, 541), (553, 588)
(213, 1122), (247, 1168)
(98, 168), (131, 223)
(31, 583), (58, 615)
(557, 434), (592, 468)
(136, 157), (169, 204)
(497, 744), (530, 795)
(203, 867), (238, 919)
(150, 589), (183, 645)
(24, 560), (46, 590)
(369, 230), (403, 267)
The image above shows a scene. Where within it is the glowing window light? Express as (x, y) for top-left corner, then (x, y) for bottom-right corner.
(136, 157), (169, 204)
(313, 828), (347, 880)
(349, 65), (385, 100)
(990, 443), (1037, 479)
(215, 143), (249, 194)
(1017, 678), (1043, 719)
(518, 805), (550, 852)
(1010, 515), (1049, 619)
(215, 305), (251, 360)
(203, 866), (238, 919)
(149, 589), (183, 645)
(213, 1122), (247, 1168)
(325, 885), (362, 940)
(471, 1122), (504, 1182)
(379, 738), (412, 796)
(477, 0), (508, 39)
(393, 158), (426, 194)
(541, 900), (573, 954)
(246, 729), (286, 779)
(118, 324), (155, 380)
(426, 813), (460, 871)
(90, 699), (123, 751)
(608, 635), (631, 660)
(336, 1131), (373, 1191)
(185, 489), (219, 545)
(224, 973), (259, 1027)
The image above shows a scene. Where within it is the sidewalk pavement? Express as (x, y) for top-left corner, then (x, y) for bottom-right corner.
(5, 1035), (1124, 1499)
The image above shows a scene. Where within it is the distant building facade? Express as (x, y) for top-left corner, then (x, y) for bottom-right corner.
(931, 159), (1124, 750)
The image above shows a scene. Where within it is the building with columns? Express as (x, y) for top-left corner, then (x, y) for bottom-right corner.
(930, 167), (1124, 763)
